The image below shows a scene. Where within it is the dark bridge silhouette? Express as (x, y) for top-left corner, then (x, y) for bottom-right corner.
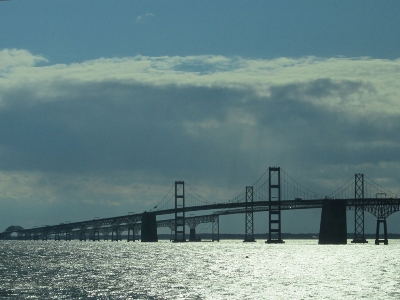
(1, 167), (399, 245)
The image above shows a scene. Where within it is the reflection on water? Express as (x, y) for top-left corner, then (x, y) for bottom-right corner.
(1, 239), (400, 299)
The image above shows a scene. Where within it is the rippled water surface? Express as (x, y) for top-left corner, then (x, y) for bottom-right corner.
(1, 239), (400, 299)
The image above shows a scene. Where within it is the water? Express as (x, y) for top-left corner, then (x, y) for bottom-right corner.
(1, 239), (400, 299)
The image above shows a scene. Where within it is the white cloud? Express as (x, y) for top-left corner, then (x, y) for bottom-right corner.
(1, 53), (399, 114)
(136, 13), (155, 24)
(0, 49), (47, 71)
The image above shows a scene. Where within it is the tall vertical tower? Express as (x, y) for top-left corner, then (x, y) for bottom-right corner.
(352, 174), (367, 243)
(266, 167), (284, 243)
(174, 181), (186, 242)
(244, 186), (255, 242)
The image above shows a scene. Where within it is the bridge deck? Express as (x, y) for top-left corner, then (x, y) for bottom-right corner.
(2, 198), (399, 239)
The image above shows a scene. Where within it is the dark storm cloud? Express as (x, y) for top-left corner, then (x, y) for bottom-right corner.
(242, 78), (400, 168)
(0, 81), (252, 181)
(1, 76), (398, 187)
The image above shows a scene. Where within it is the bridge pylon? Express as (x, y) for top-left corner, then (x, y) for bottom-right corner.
(266, 167), (284, 244)
(127, 225), (135, 242)
(92, 229), (100, 241)
(375, 219), (388, 245)
(79, 226), (87, 241)
(244, 186), (255, 242)
(374, 195), (389, 245)
(173, 181), (186, 242)
(352, 174), (367, 243)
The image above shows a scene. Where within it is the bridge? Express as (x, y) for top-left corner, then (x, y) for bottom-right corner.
(1, 167), (399, 245)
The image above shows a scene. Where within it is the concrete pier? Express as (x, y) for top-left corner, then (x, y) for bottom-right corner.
(189, 228), (196, 241)
(319, 200), (347, 244)
(141, 212), (158, 242)
(375, 219), (388, 245)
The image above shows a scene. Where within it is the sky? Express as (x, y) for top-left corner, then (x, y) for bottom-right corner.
(1, 1), (400, 235)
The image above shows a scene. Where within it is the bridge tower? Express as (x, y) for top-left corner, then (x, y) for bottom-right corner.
(352, 174), (367, 243)
(244, 186), (255, 242)
(266, 167), (284, 244)
(174, 181), (186, 242)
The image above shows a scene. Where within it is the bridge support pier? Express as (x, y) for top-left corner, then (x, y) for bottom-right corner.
(141, 212), (158, 242)
(319, 200), (347, 244)
(127, 226), (135, 242)
(189, 228), (197, 241)
(111, 228), (123, 241)
(375, 219), (388, 245)
(79, 230), (87, 241)
(92, 229), (100, 241)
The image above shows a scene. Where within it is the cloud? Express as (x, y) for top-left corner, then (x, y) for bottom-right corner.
(1, 50), (400, 231)
(136, 13), (155, 24)
(0, 49), (47, 76)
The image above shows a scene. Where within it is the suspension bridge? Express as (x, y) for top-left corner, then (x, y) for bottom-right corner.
(1, 167), (399, 245)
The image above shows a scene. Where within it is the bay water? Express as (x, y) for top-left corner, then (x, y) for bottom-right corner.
(1, 239), (399, 299)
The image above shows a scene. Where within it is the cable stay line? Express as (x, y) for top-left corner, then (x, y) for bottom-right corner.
(153, 182), (175, 211)
(328, 175), (354, 199)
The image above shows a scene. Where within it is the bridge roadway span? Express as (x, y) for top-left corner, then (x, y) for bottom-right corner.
(2, 197), (400, 242)
(157, 197), (400, 218)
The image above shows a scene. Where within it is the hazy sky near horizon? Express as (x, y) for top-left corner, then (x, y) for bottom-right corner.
(1, 1), (400, 234)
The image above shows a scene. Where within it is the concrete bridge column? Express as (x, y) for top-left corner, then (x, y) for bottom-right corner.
(375, 219), (388, 245)
(141, 212), (158, 242)
(91, 229), (99, 241)
(189, 228), (195, 241)
(79, 229), (86, 241)
(319, 199), (347, 244)
(113, 228), (123, 241)
(189, 228), (197, 241)
(127, 225), (135, 242)
(102, 230), (110, 241)
(111, 229), (120, 241)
